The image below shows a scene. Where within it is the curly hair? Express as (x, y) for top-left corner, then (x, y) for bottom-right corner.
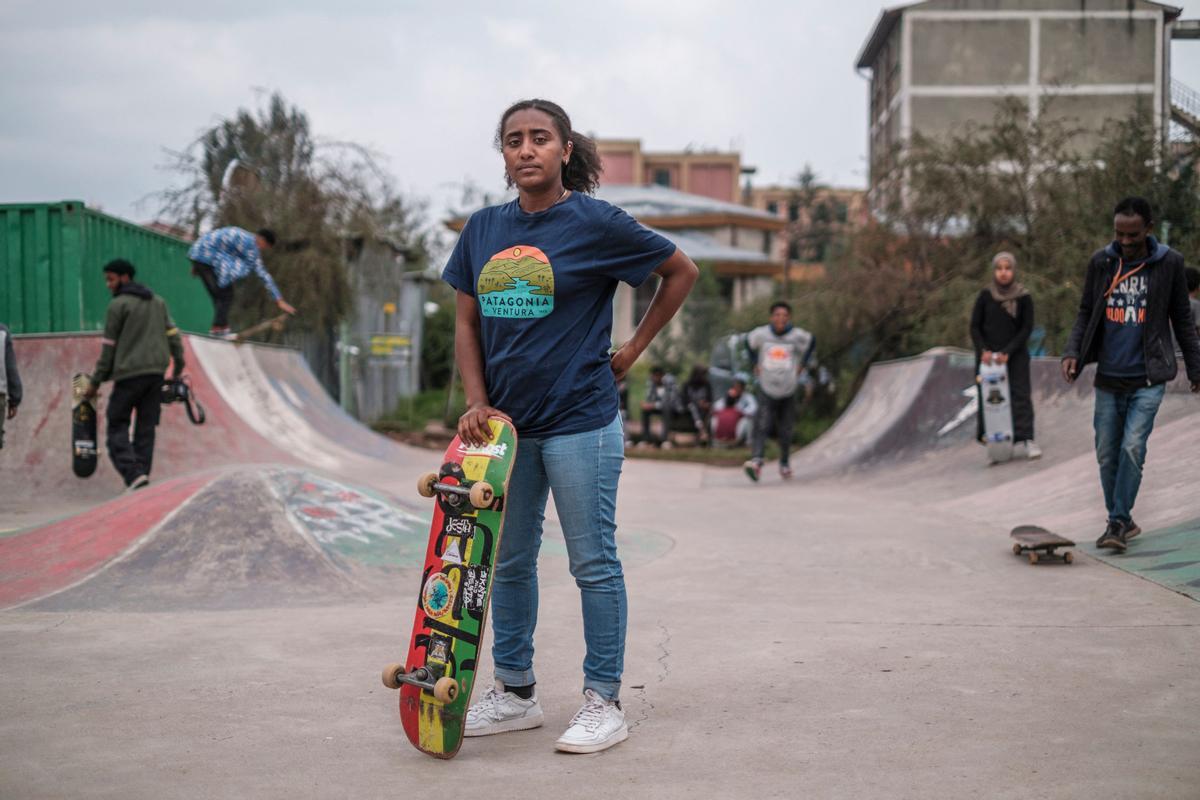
(495, 99), (602, 194)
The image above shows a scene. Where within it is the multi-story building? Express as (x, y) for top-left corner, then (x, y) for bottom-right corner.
(855, 0), (1191, 215)
(596, 139), (744, 203)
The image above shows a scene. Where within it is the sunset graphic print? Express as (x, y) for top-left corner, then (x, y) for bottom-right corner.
(476, 245), (554, 318)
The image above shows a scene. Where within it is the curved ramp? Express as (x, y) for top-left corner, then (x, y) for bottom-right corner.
(787, 347), (977, 478)
(0, 334), (424, 528)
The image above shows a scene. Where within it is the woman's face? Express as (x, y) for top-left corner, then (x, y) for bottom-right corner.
(994, 257), (1014, 287)
(501, 108), (572, 193)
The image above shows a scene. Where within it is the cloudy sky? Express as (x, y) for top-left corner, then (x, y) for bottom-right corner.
(3, 0), (1199, 230)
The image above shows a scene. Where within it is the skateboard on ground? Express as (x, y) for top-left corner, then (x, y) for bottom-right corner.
(381, 418), (518, 759)
(71, 373), (98, 478)
(1011, 525), (1075, 564)
(977, 361), (1013, 463)
(233, 313), (290, 343)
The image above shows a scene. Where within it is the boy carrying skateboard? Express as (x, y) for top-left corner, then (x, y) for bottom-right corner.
(83, 260), (186, 491)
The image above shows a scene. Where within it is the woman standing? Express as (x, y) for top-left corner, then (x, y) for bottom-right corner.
(970, 251), (1040, 458)
(445, 99), (698, 753)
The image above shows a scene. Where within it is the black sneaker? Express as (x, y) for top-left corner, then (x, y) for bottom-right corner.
(1096, 520), (1127, 551)
(1123, 519), (1142, 540)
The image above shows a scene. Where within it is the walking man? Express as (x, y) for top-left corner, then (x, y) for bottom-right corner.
(1061, 197), (1200, 551)
(84, 260), (186, 490)
(0, 322), (22, 449)
(188, 226), (296, 336)
(743, 301), (815, 481)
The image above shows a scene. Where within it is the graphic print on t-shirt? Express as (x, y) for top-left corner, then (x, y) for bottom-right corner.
(763, 344), (795, 374)
(1106, 273), (1147, 326)
(477, 245), (555, 319)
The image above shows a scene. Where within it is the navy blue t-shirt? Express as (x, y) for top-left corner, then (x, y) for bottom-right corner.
(443, 192), (677, 437)
(1098, 238), (1168, 381)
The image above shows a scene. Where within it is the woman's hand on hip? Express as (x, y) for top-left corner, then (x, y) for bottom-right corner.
(610, 343), (640, 382)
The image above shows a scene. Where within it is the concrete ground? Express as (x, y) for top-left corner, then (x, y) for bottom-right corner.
(2, 454), (1198, 799)
(2, 340), (1197, 798)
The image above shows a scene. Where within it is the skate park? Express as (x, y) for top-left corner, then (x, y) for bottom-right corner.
(1, 333), (1197, 798)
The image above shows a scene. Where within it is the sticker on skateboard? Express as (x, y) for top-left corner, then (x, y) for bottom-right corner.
(1011, 525), (1075, 565)
(71, 373), (98, 478)
(381, 418), (518, 759)
(978, 361), (1013, 464)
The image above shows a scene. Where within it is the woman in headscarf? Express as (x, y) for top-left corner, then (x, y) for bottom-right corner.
(970, 251), (1039, 458)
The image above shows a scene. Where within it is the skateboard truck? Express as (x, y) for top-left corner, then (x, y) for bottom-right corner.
(381, 663), (459, 704)
(417, 473), (495, 509)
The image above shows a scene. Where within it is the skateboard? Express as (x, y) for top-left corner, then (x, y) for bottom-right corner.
(381, 418), (518, 759)
(977, 361), (1013, 463)
(1011, 525), (1075, 564)
(233, 313), (289, 343)
(71, 373), (98, 478)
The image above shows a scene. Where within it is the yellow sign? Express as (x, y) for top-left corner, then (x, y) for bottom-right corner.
(383, 302), (397, 314)
(369, 334), (411, 356)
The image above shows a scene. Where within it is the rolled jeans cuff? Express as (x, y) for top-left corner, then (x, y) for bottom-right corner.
(494, 665), (537, 690)
(584, 678), (621, 702)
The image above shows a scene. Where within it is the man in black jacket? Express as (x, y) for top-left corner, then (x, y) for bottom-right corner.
(1061, 197), (1200, 551)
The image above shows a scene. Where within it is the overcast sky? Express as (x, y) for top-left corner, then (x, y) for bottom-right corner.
(3, 0), (1200, 231)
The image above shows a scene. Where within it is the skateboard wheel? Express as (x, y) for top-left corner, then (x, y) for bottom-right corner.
(1028, 552), (1038, 564)
(433, 676), (459, 704)
(1064, 551), (1074, 564)
(468, 481), (494, 508)
(417, 472), (438, 498)
(382, 662), (406, 690)
(1012, 543), (1022, 556)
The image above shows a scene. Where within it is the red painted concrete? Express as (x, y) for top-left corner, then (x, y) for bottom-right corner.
(0, 473), (216, 608)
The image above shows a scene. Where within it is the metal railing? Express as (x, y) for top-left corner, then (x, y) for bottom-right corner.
(1171, 79), (1200, 126)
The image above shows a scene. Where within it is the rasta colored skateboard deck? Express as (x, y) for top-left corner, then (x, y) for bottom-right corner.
(71, 373), (98, 478)
(1011, 525), (1075, 564)
(382, 418), (517, 759)
(977, 361), (1013, 464)
(233, 313), (290, 343)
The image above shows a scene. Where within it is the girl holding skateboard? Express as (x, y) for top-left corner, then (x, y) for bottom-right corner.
(445, 99), (697, 753)
(970, 251), (1039, 458)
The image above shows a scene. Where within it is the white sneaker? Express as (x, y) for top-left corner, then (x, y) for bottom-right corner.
(1025, 440), (1043, 459)
(554, 689), (628, 754)
(126, 475), (150, 492)
(464, 680), (543, 737)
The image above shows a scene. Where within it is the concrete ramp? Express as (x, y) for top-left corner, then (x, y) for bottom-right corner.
(787, 347), (977, 478)
(0, 334), (424, 529)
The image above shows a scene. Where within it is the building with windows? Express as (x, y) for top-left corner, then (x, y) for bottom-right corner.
(596, 139), (745, 203)
(856, 0), (1194, 214)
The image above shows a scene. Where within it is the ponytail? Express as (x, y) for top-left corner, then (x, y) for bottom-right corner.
(562, 130), (601, 194)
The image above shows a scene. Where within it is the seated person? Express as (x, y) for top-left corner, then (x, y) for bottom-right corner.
(640, 366), (681, 446)
(710, 377), (758, 447)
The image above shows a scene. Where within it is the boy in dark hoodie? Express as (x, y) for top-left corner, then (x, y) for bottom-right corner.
(1061, 197), (1200, 551)
(84, 260), (186, 490)
(0, 322), (22, 449)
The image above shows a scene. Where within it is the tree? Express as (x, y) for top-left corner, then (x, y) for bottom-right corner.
(158, 91), (429, 335)
(764, 100), (1199, 404)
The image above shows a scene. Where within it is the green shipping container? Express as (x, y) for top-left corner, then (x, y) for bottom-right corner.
(0, 200), (211, 334)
